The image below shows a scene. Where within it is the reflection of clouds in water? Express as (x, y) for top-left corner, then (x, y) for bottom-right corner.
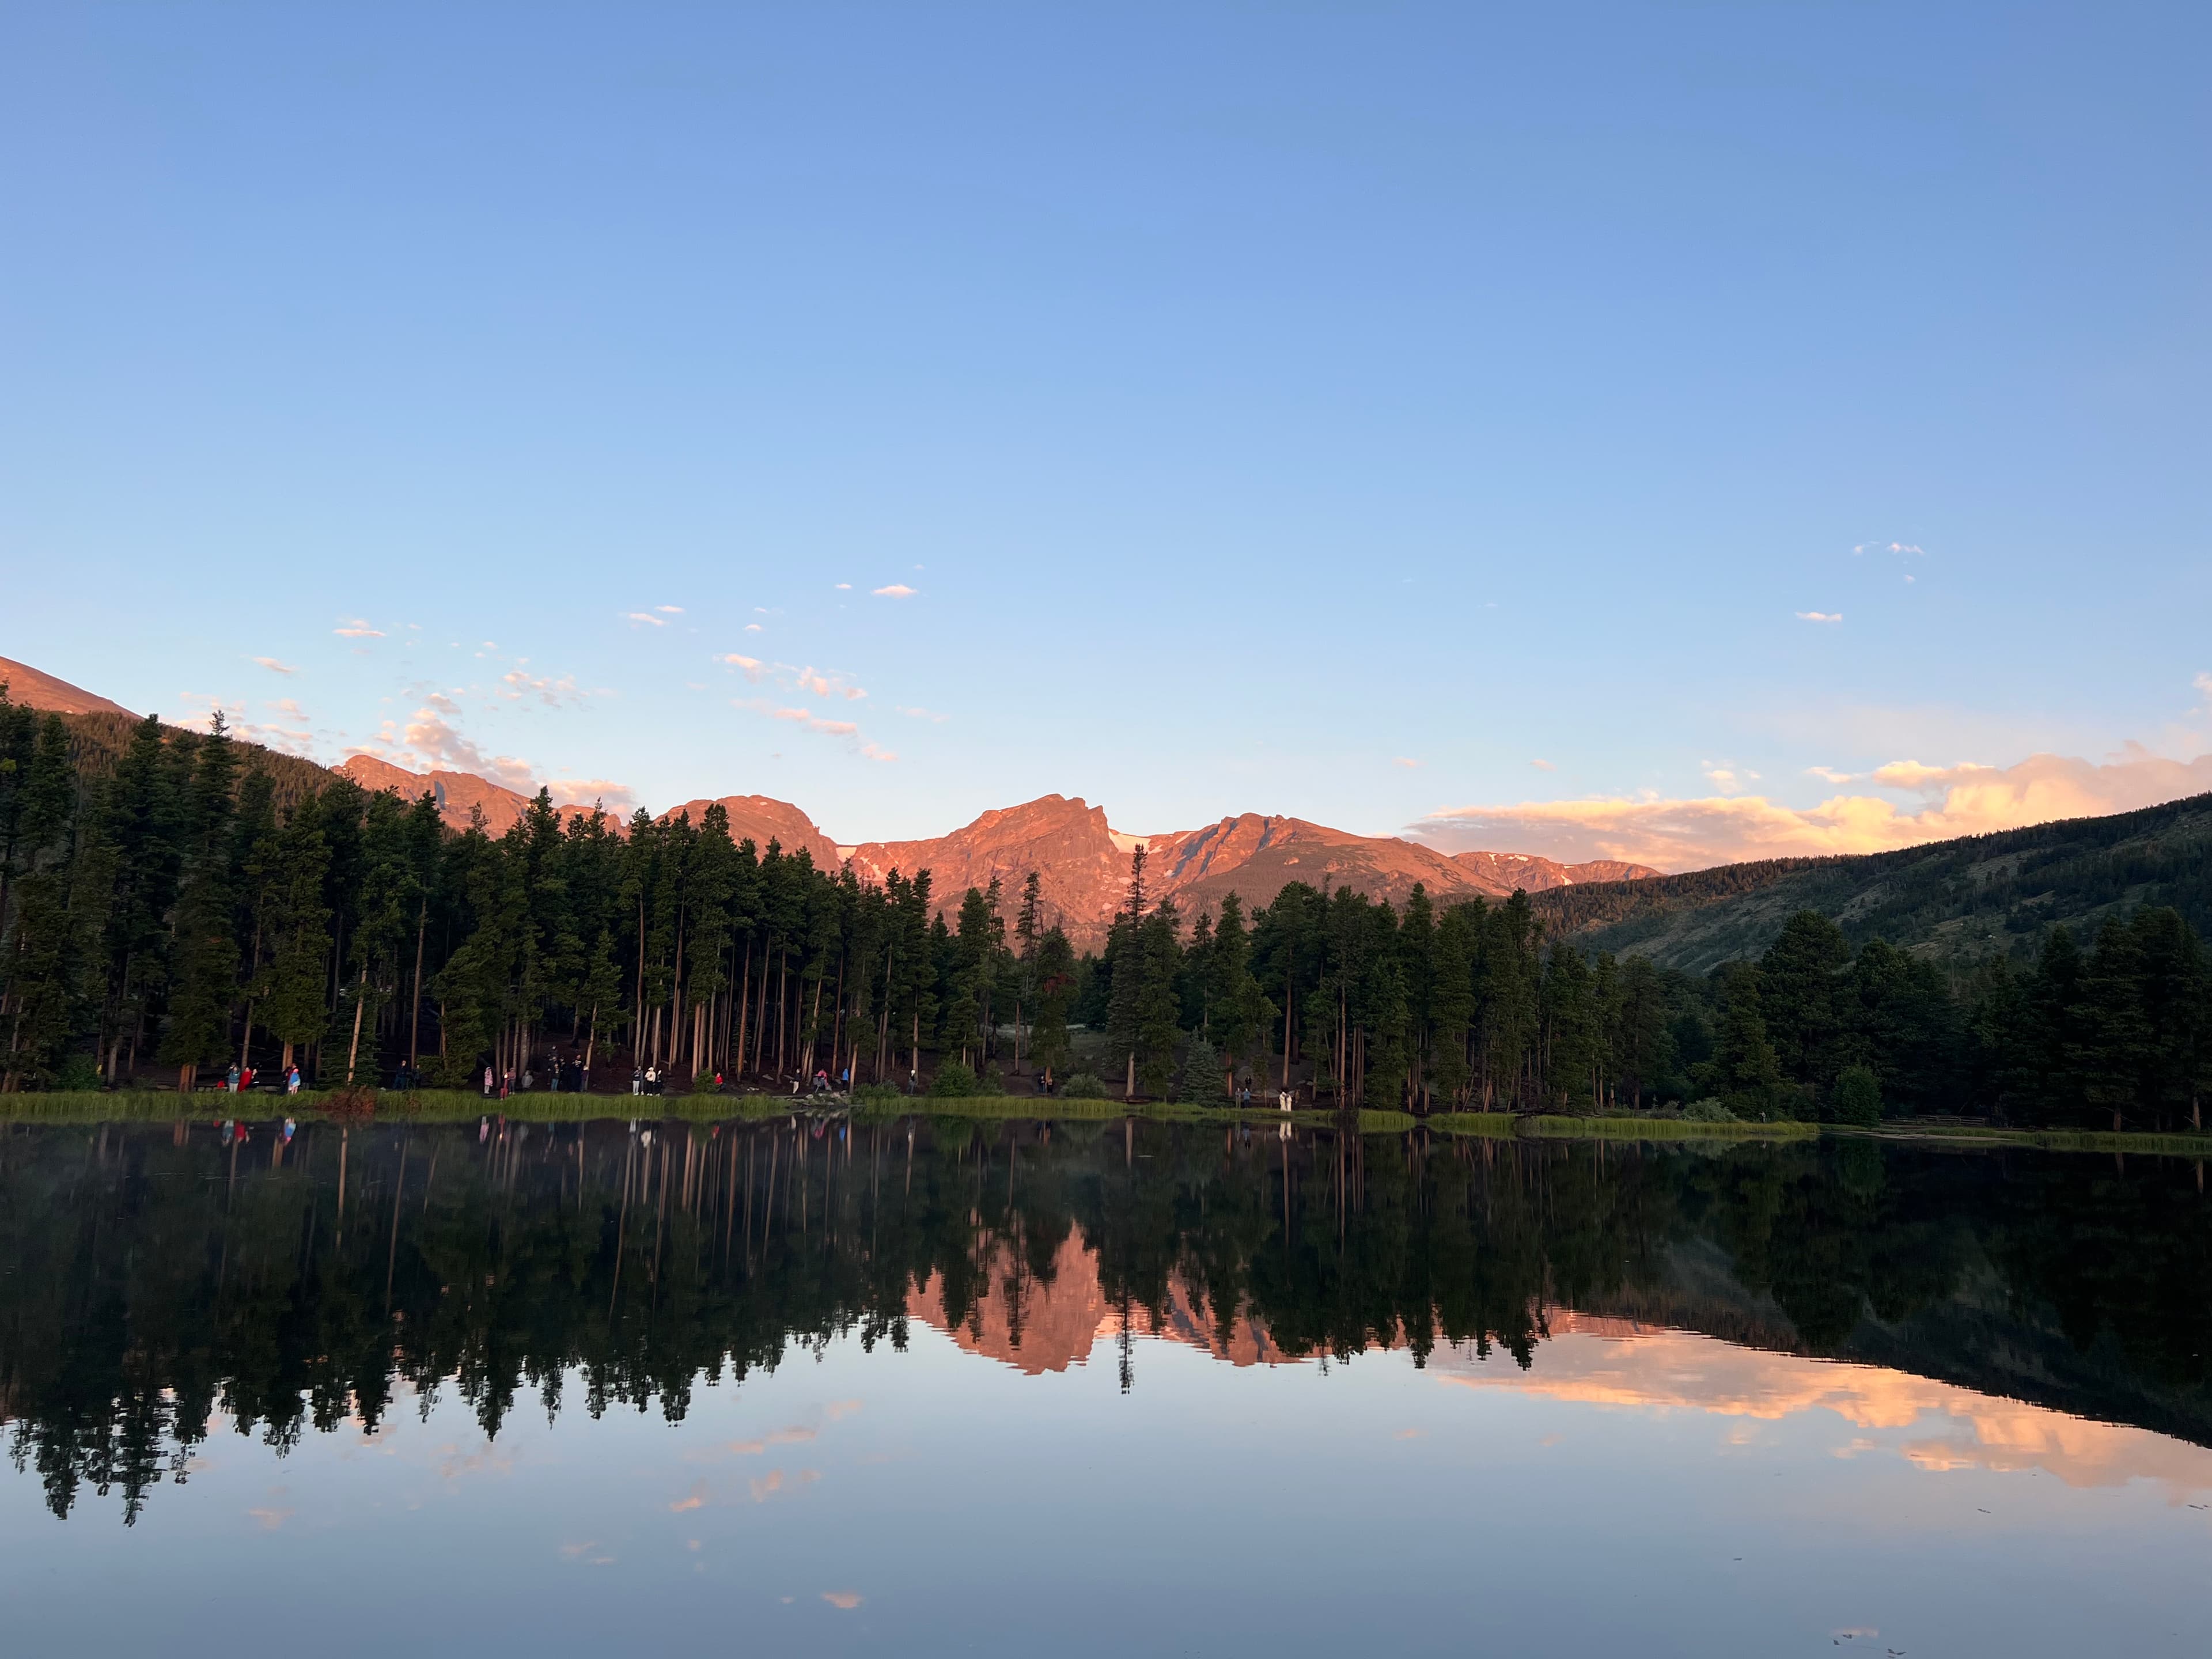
(749, 1468), (821, 1503)
(1435, 1319), (2212, 1497)
(433, 1439), (515, 1484)
(687, 1425), (818, 1461)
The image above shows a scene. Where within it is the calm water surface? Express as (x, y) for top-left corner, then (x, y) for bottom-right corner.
(6, 1115), (2211, 1656)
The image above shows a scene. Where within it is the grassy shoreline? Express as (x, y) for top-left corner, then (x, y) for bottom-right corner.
(0, 1088), (1398, 1132)
(2, 1092), (2203, 1156)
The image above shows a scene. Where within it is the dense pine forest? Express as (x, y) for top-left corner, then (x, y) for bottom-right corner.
(1, 690), (2206, 1127)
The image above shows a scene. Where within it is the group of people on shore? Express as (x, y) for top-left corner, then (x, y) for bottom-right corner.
(477, 1054), (593, 1097)
(218, 1062), (302, 1095)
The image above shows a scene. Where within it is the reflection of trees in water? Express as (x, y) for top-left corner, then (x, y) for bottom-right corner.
(5, 1117), (2212, 1521)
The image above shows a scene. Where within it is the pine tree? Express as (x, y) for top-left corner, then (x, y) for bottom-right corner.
(1131, 902), (1183, 1097)
(1609, 953), (1676, 1109)
(1029, 926), (1077, 1086)
(157, 721), (241, 1090)
(1759, 911), (1849, 1093)
(1207, 891), (1272, 1099)
(1710, 960), (1788, 1119)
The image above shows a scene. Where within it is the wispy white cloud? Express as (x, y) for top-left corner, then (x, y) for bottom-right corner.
(732, 696), (896, 757)
(252, 657), (298, 675)
(656, 604), (683, 614)
(1529, 759), (1556, 772)
(499, 669), (592, 707)
(334, 619), (385, 639)
(872, 584), (916, 598)
(1411, 747), (2212, 871)
(721, 657), (866, 702)
(1392, 757), (1422, 770)
(835, 582), (852, 590)
(1796, 611), (1843, 623)
(625, 612), (667, 627)
(1853, 540), (1926, 556)
(744, 623), (763, 633)
(1805, 766), (1858, 785)
(794, 666), (866, 702)
(773, 706), (858, 737)
(896, 706), (948, 723)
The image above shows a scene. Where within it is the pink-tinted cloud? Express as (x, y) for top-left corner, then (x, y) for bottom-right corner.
(549, 777), (639, 814)
(1411, 747), (2212, 871)
(774, 706), (858, 737)
(357, 700), (538, 793)
(1796, 611), (1842, 623)
(253, 657), (298, 674)
(872, 584), (916, 598)
(334, 619), (385, 639)
(626, 612), (666, 627)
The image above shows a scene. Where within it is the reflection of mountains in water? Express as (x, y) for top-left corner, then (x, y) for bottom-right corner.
(911, 1230), (1293, 1373)
(904, 1225), (2212, 1499)
(7, 1116), (2212, 1520)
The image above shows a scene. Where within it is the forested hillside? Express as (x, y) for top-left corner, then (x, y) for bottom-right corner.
(4, 687), (2206, 1128)
(1530, 792), (2212, 974)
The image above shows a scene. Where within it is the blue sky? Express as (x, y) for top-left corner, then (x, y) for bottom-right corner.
(2, 2), (2206, 866)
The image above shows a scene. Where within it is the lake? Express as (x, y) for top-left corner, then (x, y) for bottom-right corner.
(5, 1113), (2210, 1656)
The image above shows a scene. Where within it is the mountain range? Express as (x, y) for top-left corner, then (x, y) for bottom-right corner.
(0, 653), (1653, 948)
(333, 766), (1652, 949)
(12, 652), (2208, 965)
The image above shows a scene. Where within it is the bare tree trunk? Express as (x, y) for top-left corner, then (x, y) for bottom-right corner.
(346, 965), (369, 1083)
(734, 945), (751, 1078)
(409, 898), (427, 1066)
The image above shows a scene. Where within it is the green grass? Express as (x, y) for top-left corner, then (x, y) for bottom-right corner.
(0, 1088), (793, 1124)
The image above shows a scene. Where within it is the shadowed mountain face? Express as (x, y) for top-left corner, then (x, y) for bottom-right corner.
(7, 1115), (2211, 1524)
(1532, 789), (2212, 971)
(1452, 850), (1660, 891)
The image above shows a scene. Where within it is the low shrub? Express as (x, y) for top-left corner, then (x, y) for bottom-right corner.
(927, 1060), (979, 1097)
(1060, 1071), (1109, 1100)
(1681, 1099), (1737, 1123)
